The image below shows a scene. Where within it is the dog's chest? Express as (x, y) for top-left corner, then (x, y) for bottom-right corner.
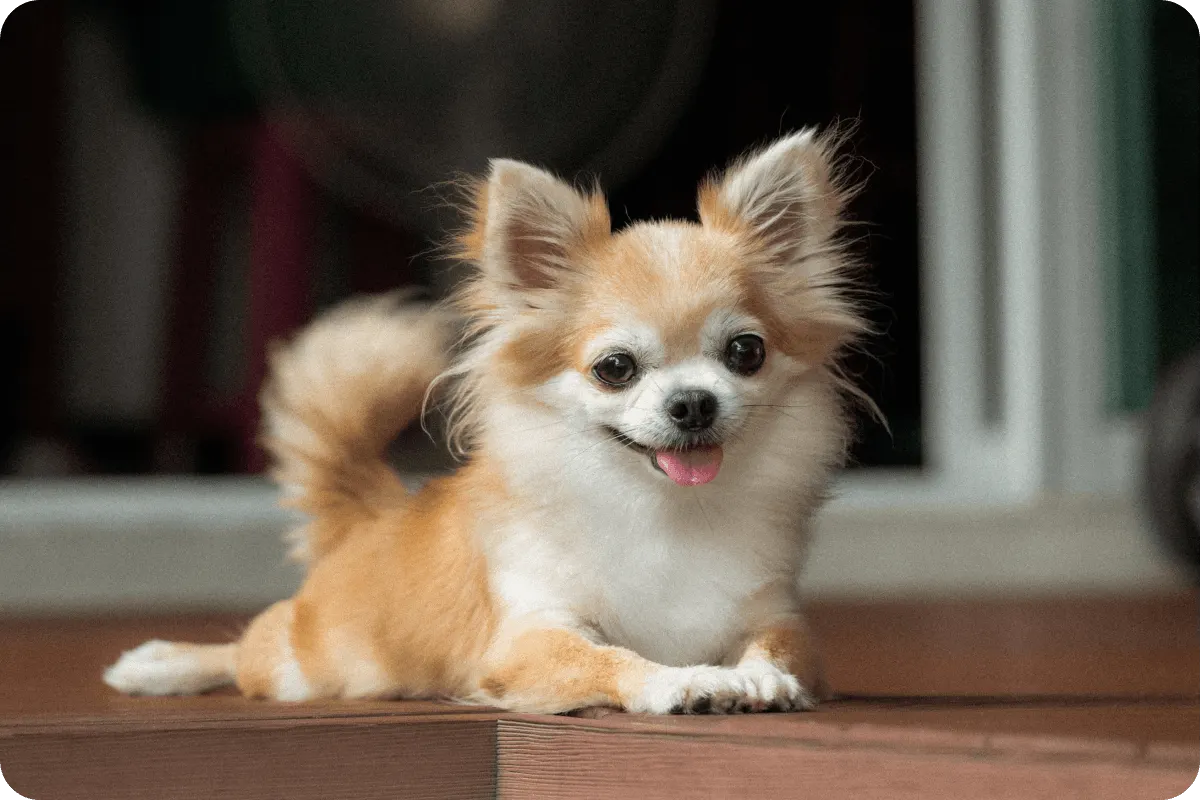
(486, 443), (813, 667)
(578, 510), (783, 667)
(592, 557), (747, 666)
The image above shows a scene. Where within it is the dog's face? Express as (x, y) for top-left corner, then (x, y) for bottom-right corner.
(454, 131), (864, 487)
(553, 225), (791, 486)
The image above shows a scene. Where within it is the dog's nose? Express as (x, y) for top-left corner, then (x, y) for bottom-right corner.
(665, 390), (719, 431)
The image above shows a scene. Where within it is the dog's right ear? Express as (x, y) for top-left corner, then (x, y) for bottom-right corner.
(458, 160), (610, 305)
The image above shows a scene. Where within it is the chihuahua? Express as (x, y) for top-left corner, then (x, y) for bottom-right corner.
(105, 129), (868, 714)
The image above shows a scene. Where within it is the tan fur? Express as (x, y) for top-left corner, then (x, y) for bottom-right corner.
(282, 467), (499, 700)
(479, 628), (653, 714)
(739, 620), (831, 702)
(497, 326), (574, 390)
(260, 295), (453, 561)
(106, 130), (869, 714)
(582, 225), (741, 360)
(235, 600), (295, 698)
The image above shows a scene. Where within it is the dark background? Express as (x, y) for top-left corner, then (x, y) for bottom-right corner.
(1, 0), (1194, 478)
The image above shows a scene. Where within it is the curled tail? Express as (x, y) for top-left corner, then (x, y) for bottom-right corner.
(260, 294), (453, 563)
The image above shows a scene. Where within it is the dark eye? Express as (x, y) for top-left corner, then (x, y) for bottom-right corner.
(592, 353), (638, 387)
(725, 334), (765, 375)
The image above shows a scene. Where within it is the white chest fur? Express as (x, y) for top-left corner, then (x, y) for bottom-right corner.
(587, 505), (786, 666)
(482, 458), (811, 667)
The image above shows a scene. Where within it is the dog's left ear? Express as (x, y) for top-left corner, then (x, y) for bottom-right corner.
(698, 129), (846, 266)
(460, 160), (610, 305)
(699, 130), (866, 361)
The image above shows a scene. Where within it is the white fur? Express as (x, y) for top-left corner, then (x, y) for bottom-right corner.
(264, 603), (314, 701)
(273, 651), (314, 702)
(627, 662), (810, 714)
(103, 640), (232, 696)
(716, 131), (819, 229)
(325, 627), (401, 699)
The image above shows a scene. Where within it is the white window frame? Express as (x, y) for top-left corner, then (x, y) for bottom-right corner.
(831, 0), (1140, 511)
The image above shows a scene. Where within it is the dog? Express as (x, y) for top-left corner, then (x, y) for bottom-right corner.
(105, 129), (869, 714)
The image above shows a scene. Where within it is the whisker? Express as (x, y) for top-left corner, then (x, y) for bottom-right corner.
(693, 494), (716, 538)
(742, 404), (813, 410)
(744, 407), (807, 425)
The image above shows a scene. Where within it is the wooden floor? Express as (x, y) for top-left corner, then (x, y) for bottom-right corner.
(1, 593), (1197, 799)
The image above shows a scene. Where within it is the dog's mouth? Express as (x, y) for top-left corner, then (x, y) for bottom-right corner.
(602, 426), (724, 487)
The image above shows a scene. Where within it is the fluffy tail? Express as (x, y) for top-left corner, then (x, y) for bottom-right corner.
(260, 294), (453, 563)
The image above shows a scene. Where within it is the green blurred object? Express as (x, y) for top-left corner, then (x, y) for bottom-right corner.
(1097, 0), (1199, 413)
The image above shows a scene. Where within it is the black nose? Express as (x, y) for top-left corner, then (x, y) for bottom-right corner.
(665, 390), (719, 431)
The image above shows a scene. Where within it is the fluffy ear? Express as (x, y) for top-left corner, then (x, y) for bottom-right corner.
(700, 130), (867, 361)
(459, 159), (610, 301)
(697, 129), (848, 265)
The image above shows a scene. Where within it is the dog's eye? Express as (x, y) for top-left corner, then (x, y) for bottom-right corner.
(592, 353), (637, 387)
(725, 334), (765, 375)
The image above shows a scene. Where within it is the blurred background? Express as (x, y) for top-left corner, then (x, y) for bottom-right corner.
(0, 0), (1196, 610)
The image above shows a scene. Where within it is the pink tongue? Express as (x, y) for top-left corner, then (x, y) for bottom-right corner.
(654, 446), (724, 487)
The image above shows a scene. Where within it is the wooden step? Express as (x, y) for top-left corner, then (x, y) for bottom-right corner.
(1, 594), (1196, 799)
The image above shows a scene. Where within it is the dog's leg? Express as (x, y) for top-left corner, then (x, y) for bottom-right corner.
(477, 625), (803, 715)
(106, 607), (321, 700)
(476, 627), (651, 714)
(234, 599), (320, 701)
(104, 640), (236, 696)
(732, 615), (829, 711)
(105, 599), (332, 701)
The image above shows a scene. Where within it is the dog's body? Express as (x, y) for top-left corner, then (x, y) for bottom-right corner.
(105, 130), (867, 714)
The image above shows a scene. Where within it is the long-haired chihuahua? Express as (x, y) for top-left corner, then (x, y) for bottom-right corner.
(106, 129), (869, 715)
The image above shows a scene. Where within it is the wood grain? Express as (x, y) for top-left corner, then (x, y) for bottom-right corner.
(807, 592), (1199, 696)
(495, 718), (1195, 800)
(2, 716), (496, 800)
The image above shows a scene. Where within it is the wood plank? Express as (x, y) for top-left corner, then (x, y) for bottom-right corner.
(807, 592), (1199, 696)
(0, 613), (248, 718)
(1, 716), (496, 800)
(551, 697), (1199, 749)
(495, 717), (1196, 800)
(3, 592), (1193, 719)
(0, 699), (501, 731)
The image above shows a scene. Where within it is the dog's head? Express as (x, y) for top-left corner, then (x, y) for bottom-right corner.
(449, 130), (866, 488)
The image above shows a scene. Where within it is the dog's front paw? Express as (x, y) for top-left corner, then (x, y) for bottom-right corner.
(627, 664), (813, 714)
(735, 661), (815, 712)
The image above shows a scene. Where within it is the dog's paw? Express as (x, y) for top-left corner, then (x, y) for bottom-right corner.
(627, 664), (813, 714)
(734, 661), (815, 712)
